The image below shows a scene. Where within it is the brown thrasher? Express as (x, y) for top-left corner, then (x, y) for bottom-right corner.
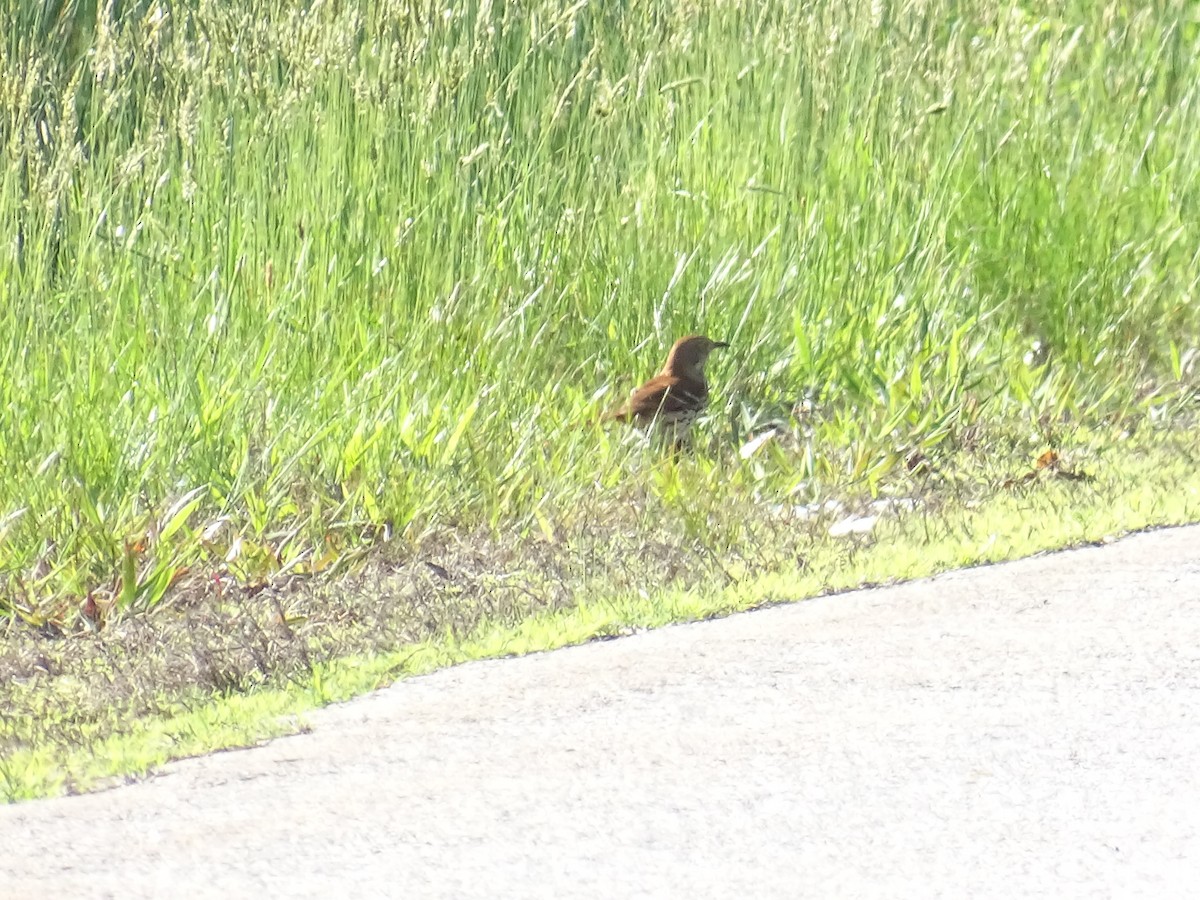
(603, 334), (729, 444)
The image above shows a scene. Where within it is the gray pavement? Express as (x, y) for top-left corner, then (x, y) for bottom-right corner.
(3, 525), (1200, 898)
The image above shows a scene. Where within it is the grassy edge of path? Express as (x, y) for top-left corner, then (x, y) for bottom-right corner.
(5, 439), (1199, 802)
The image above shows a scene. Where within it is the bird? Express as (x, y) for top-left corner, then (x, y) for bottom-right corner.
(603, 334), (729, 446)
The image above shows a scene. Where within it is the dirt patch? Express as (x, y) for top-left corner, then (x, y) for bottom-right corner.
(1, 489), (882, 769)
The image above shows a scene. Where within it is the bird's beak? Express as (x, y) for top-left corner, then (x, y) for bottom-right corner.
(713, 340), (730, 349)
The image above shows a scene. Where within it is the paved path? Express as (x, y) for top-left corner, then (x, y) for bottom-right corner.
(4, 526), (1200, 898)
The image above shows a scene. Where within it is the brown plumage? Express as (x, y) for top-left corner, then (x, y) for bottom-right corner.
(604, 335), (729, 440)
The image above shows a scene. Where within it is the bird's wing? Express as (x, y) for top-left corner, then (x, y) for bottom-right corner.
(604, 376), (706, 423)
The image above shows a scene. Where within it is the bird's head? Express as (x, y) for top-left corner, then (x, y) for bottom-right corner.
(661, 334), (730, 379)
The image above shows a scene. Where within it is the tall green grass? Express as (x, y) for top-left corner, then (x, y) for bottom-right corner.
(2, 0), (1198, 623)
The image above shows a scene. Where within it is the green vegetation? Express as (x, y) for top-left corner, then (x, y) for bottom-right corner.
(5, 437), (1200, 801)
(2, 0), (1198, 797)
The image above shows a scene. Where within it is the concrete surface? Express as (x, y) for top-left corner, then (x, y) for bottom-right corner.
(3, 525), (1200, 899)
